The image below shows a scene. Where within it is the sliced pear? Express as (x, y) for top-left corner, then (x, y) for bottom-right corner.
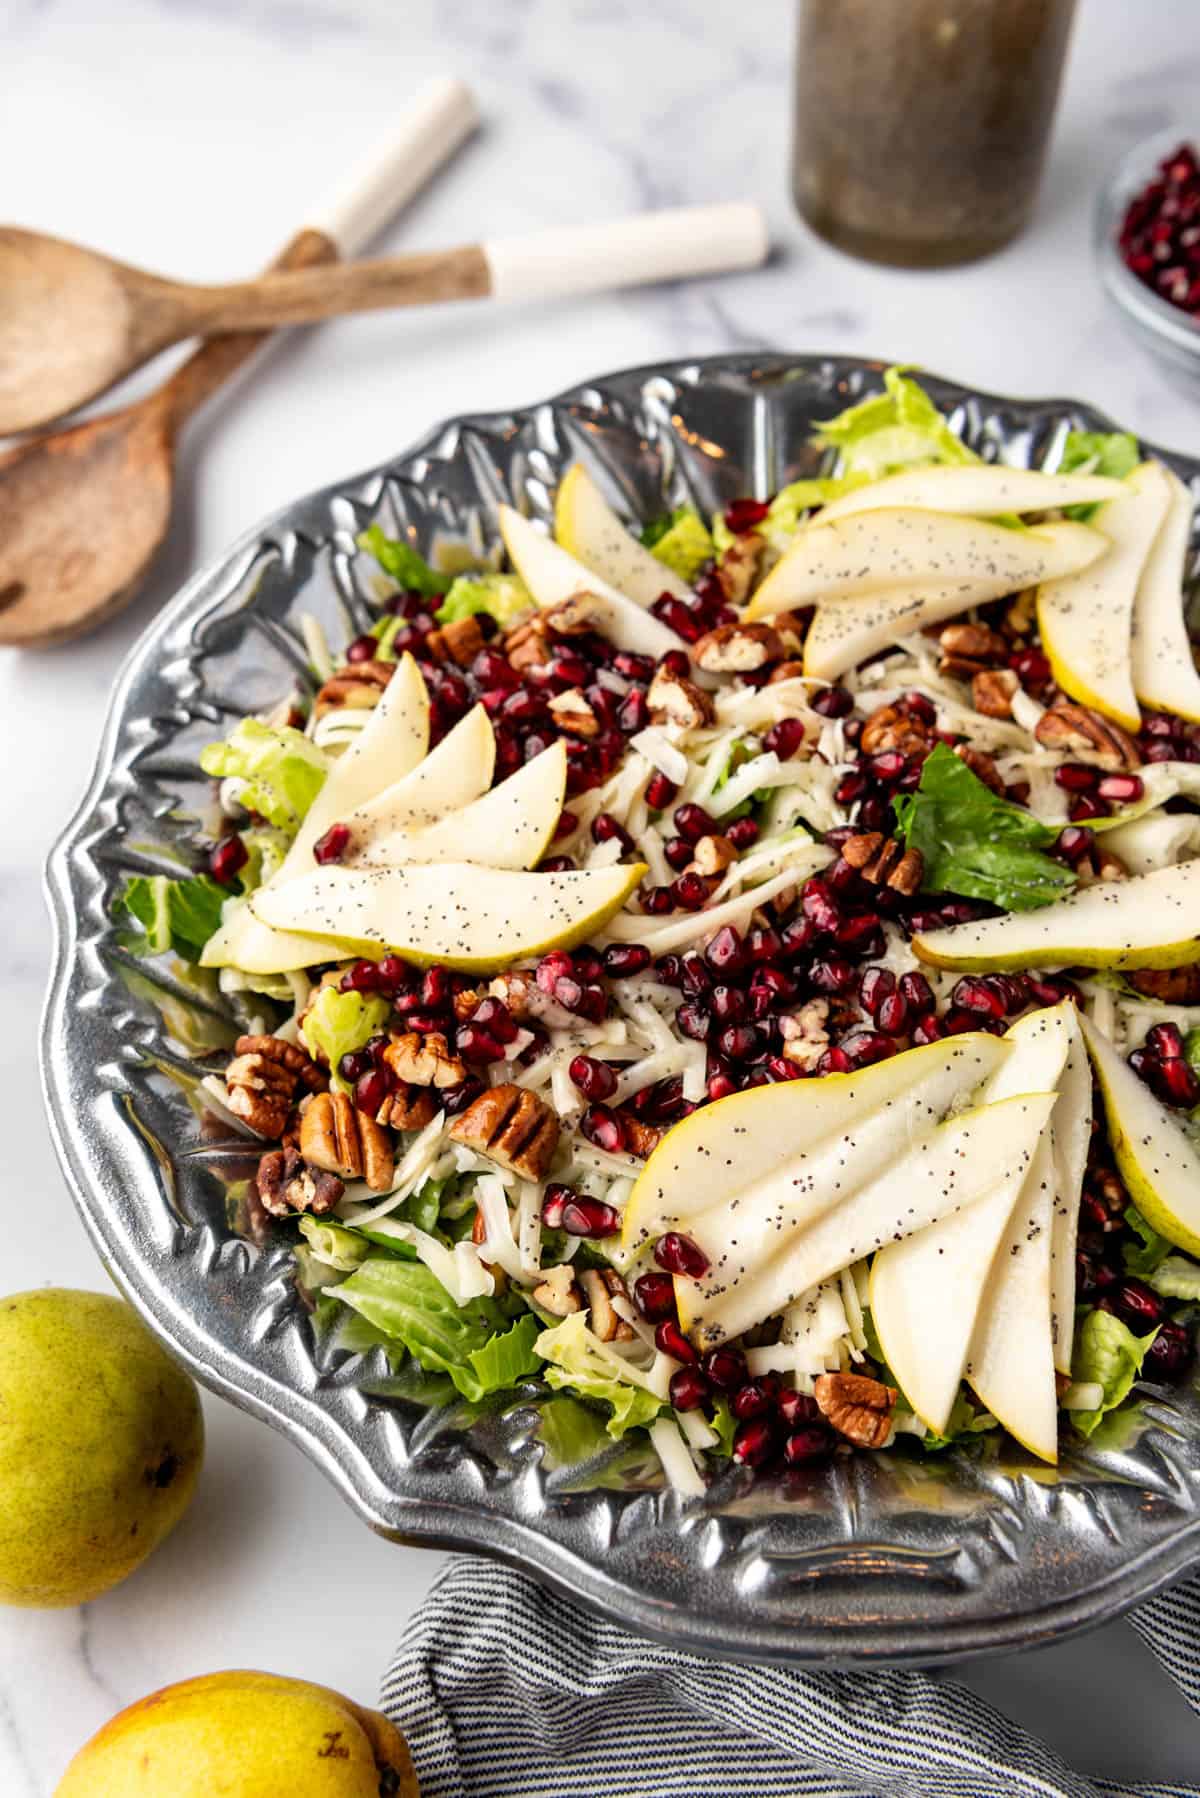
(498, 504), (680, 658)
(622, 1033), (1008, 1253)
(681, 1093), (1055, 1346)
(815, 464), (1126, 526)
(344, 704), (495, 840)
(805, 580), (1027, 682)
(1037, 462), (1170, 730)
(1049, 1019), (1091, 1375)
(1131, 464), (1200, 723)
(744, 511), (1105, 620)
(1101, 807), (1200, 876)
(348, 741), (566, 872)
(553, 463), (691, 605)
(201, 656), (431, 973)
(965, 1130), (1059, 1463)
(1080, 1013), (1200, 1257)
(252, 859), (646, 972)
(914, 860), (1200, 973)
(868, 1004), (1073, 1435)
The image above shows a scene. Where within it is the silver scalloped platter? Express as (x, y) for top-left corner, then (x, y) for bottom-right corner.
(42, 354), (1200, 1667)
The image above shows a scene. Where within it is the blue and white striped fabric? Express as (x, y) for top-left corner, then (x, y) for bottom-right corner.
(382, 1557), (1200, 1798)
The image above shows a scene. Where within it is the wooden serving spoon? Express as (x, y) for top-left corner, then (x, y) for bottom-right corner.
(0, 77), (481, 648)
(0, 203), (769, 437)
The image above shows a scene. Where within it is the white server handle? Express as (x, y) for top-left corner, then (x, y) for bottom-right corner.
(483, 202), (768, 304)
(307, 77), (480, 257)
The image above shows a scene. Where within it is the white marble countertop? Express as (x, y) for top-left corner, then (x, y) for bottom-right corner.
(3, 0), (1200, 1788)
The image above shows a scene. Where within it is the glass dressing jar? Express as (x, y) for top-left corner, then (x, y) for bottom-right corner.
(792, 0), (1078, 268)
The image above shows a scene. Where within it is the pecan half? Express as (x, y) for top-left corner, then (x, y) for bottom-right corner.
(545, 591), (605, 636)
(448, 1083), (560, 1180)
(313, 660), (393, 719)
(692, 621), (784, 674)
(954, 743), (1005, 795)
(255, 1146), (344, 1218)
(972, 668), (1019, 719)
(299, 1090), (394, 1191)
(427, 615), (487, 667)
(717, 531), (766, 605)
(780, 998), (830, 1070)
(814, 1371), (898, 1449)
(380, 1086), (438, 1132)
(839, 831), (923, 894)
(1033, 702), (1141, 771)
(689, 833), (737, 877)
(938, 621), (1009, 679)
(503, 614), (551, 671)
(859, 703), (932, 757)
(226, 1034), (326, 1138)
(579, 1268), (635, 1342)
(547, 688), (600, 737)
(647, 666), (716, 730)
(621, 1113), (665, 1160)
(383, 1030), (466, 1090)
(767, 659), (808, 685)
(532, 1268), (582, 1316)
(1129, 966), (1200, 1003)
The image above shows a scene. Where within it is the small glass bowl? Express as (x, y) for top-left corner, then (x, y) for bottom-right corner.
(1094, 129), (1200, 380)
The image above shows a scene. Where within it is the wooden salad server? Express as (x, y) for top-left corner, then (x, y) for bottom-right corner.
(0, 78), (480, 648)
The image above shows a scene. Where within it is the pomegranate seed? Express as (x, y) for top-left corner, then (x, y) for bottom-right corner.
(540, 1183), (573, 1228)
(456, 1023), (506, 1064)
(602, 942), (650, 978)
(1096, 773), (1144, 804)
(439, 1077), (484, 1117)
(784, 1426), (833, 1467)
(876, 992), (910, 1035)
(910, 1014), (944, 1045)
(341, 958), (385, 993)
(994, 974), (1029, 1014)
(1156, 1056), (1200, 1107)
(751, 967), (797, 1011)
(645, 771), (679, 810)
(1068, 793), (1111, 823)
(717, 1023), (761, 1061)
(816, 1047), (853, 1075)
(732, 1418), (777, 1467)
(840, 1030), (896, 1067)
(707, 1070), (737, 1101)
(1054, 825), (1095, 863)
(902, 690), (937, 725)
(345, 632), (380, 663)
(354, 1065), (395, 1114)
(663, 835), (693, 871)
(581, 1104), (626, 1152)
(1054, 763), (1098, 793)
(1145, 1319), (1192, 1379)
(899, 972), (933, 1012)
(702, 1347), (748, 1391)
(312, 821), (350, 865)
(801, 876), (841, 934)
(811, 684), (853, 718)
(339, 1048), (371, 1083)
(725, 817), (759, 850)
(705, 925), (746, 974)
(421, 967), (452, 1010)
(404, 1010), (451, 1034)
(746, 926), (782, 964)
(1146, 1022), (1185, 1060)
(536, 950), (574, 996)
(725, 497), (770, 532)
(731, 1379), (774, 1420)
(676, 1002), (710, 1041)
(944, 1005), (1002, 1036)
(1113, 1278), (1165, 1334)
(634, 1272), (677, 1321)
(669, 1366), (711, 1411)
(710, 985), (749, 1025)
(868, 749), (907, 782)
(1026, 974), (1080, 1007)
(673, 802), (716, 843)
(1011, 647), (1052, 686)
(208, 834), (248, 885)
(561, 1195), (621, 1238)
(551, 810), (579, 845)
(566, 1054), (616, 1101)
(655, 1320), (699, 1362)
(835, 912), (883, 952)
(779, 1390), (821, 1428)
(617, 688), (650, 734)
(835, 770), (869, 806)
(673, 872), (712, 910)
(764, 717), (807, 760)
(809, 956), (856, 994)
(856, 794), (891, 831)
(652, 595), (704, 641)
(655, 1232), (710, 1277)
(680, 953), (713, 996)
(592, 811), (633, 853)
(859, 966), (895, 1016)
(951, 976), (1008, 1020)
(641, 884), (674, 914)
(613, 650), (655, 681)
(781, 917), (817, 957)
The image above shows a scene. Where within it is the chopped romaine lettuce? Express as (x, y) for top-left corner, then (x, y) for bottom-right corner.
(435, 571), (533, 629)
(298, 1215), (371, 1273)
(1148, 1255), (1200, 1301)
(332, 1257), (517, 1383)
(708, 1396), (737, 1458)
(199, 719), (327, 835)
(536, 1312), (664, 1438)
(814, 367), (977, 480)
(113, 872), (228, 962)
(358, 523), (444, 597)
(1121, 1204), (1173, 1278)
(1057, 430), (1140, 519)
(1069, 1307), (1157, 1436)
(237, 827), (290, 894)
(640, 506), (713, 583)
(535, 1394), (616, 1467)
(368, 614), (406, 661)
(299, 985), (391, 1092)
(921, 1391), (999, 1452)
(448, 1313), (543, 1402)
(893, 743), (1075, 911)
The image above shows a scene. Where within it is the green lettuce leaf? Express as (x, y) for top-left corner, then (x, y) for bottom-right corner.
(1058, 430), (1140, 520)
(535, 1394), (615, 1467)
(199, 719), (328, 835)
(358, 523), (444, 597)
(447, 1313), (543, 1401)
(536, 1312), (665, 1438)
(113, 873), (228, 961)
(708, 1396), (737, 1458)
(893, 743), (1075, 911)
(435, 572), (533, 629)
(921, 1390), (1000, 1452)
(640, 506), (713, 583)
(813, 367), (977, 480)
(332, 1257), (511, 1377)
(761, 475), (870, 549)
(1070, 1307), (1157, 1436)
(1148, 1255), (1200, 1301)
(297, 1214), (371, 1273)
(237, 827), (291, 894)
(1121, 1204), (1173, 1278)
(299, 985), (391, 1092)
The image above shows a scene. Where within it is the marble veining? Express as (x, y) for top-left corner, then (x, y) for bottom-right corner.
(2, 0), (1199, 1789)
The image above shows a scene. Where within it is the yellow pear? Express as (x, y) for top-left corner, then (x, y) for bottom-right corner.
(56, 1670), (419, 1797)
(0, 1289), (203, 1607)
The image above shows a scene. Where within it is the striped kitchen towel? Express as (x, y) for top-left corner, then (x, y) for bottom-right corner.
(382, 1557), (1200, 1798)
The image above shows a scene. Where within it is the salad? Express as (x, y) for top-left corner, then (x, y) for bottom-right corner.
(116, 369), (1200, 1493)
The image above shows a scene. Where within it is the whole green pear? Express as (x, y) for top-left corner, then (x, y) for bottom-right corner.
(0, 1288), (203, 1606)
